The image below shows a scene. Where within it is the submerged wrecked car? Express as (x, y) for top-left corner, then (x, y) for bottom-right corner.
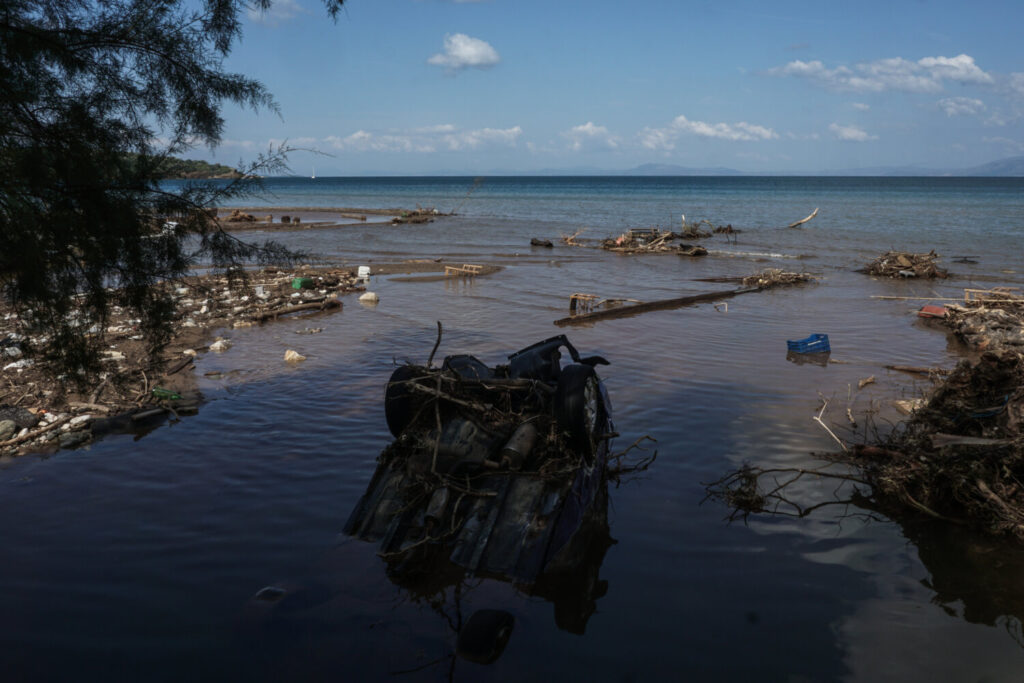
(344, 334), (615, 587)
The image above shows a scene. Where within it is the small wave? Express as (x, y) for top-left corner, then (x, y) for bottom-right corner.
(708, 249), (805, 260)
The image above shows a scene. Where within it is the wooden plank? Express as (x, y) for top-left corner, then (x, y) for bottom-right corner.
(444, 264), (484, 277)
(554, 287), (760, 326)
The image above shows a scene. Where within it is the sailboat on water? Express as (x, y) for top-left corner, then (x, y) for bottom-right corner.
(311, 166), (316, 180)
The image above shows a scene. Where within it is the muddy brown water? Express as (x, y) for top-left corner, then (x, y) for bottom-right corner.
(3, 176), (1024, 680)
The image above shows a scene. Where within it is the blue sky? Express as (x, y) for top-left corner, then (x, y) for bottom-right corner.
(203, 0), (1024, 174)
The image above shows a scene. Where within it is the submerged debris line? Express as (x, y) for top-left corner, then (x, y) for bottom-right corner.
(556, 270), (816, 326)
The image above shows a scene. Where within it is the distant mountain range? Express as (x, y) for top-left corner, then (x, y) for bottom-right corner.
(291, 156), (1024, 178)
(955, 156), (1024, 177)
(416, 156), (1024, 177)
(612, 157), (1024, 177)
(816, 156), (1024, 177)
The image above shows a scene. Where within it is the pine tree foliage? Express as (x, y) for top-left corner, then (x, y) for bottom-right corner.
(0, 0), (343, 376)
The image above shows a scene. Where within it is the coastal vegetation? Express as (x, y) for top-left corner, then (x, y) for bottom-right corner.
(0, 0), (344, 377)
(152, 156), (241, 179)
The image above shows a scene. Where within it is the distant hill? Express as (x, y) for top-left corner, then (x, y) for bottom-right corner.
(817, 164), (944, 177)
(528, 163), (745, 176)
(627, 163), (744, 176)
(155, 157), (240, 179)
(817, 157), (1024, 177)
(961, 156), (1024, 177)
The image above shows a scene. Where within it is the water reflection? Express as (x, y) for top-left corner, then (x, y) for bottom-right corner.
(242, 485), (614, 679)
(889, 511), (1024, 637)
(374, 490), (614, 638)
(712, 469), (1024, 659)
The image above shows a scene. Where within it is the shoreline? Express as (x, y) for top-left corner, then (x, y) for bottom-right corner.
(0, 256), (506, 457)
(0, 266), (366, 456)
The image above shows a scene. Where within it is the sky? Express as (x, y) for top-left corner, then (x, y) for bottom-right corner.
(201, 0), (1024, 175)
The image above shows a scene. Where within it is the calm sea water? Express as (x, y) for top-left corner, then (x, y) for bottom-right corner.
(4, 177), (1024, 681)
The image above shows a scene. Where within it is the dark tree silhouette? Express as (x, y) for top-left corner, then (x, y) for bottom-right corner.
(0, 0), (343, 377)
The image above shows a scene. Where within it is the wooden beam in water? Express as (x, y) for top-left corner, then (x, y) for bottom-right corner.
(554, 287), (761, 326)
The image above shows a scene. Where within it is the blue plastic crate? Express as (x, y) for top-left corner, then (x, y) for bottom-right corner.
(786, 333), (830, 354)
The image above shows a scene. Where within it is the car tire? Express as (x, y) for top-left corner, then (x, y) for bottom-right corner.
(385, 365), (424, 437)
(555, 364), (603, 460)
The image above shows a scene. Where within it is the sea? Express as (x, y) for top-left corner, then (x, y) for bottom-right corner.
(3, 176), (1024, 681)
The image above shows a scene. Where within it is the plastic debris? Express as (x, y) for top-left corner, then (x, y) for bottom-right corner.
(209, 339), (232, 352)
(786, 334), (831, 354)
(152, 387), (183, 400)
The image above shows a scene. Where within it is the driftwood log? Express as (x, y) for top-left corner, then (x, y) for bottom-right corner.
(554, 287), (760, 326)
(0, 415), (74, 448)
(253, 299), (342, 323)
(787, 208), (819, 228)
(885, 365), (950, 376)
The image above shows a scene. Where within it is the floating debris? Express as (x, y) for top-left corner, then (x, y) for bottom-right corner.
(600, 228), (707, 256)
(942, 289), (1024, 351)
(861, 250), (948, 279)
(741, 269), (817, 288)
(786, 208), (819, 228)
(224, 209), (256, 222)
(708, 291), (1024, 543)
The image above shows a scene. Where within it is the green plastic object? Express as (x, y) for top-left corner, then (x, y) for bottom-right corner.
(292, 277), (314, 290)
(152, 387), (182, 401)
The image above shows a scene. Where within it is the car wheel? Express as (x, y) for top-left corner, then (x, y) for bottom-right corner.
(384, 365), (424, 437)
(555, 364), (603, 460)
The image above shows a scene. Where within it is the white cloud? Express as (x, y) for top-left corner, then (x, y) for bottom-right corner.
(768, 54), (993, 93)
(441, 126), (521, 150)
(562, 122), (619, 151)
(266, 137), (319, 148)
(640, 115), (778, 150)
(217, 138), (259, 151)
(918, 55), (993, 84)
(427, 34), (500, 71)
(675, 115), (778, 141)
(785, 131), (821, 141)
(247, 0), (306, 26)
(938, 97), (985, 117)
(1008, 73), (1024, 98)
(638, 126), (678, 151)
(411, 124), (457, 134)
(324, 124), (520, 153)
(852, 102), (870, 111)
(325, 130), (433, 153)
(986, 110), (1016, 127)
(829, 123), (878, 142)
